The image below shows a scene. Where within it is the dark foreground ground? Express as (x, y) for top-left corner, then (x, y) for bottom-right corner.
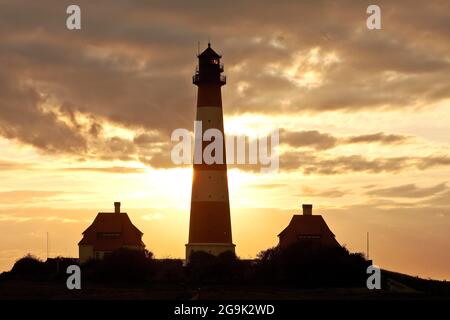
(0, 270), (448, 300)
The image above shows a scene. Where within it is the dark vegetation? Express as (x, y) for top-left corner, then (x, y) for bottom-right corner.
(2, 242), (371, 288)
(256, 243), (369, 287)
(2, 242), (449, 299)
(4, 254), (78, 281)
(83, 249), (155, 282)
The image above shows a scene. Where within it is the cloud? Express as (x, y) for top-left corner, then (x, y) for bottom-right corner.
(366, 183), (448, 198)
(417, 156), (450, 169)
(281, 130), (337, 150)
(93, 136), (137, 162)
(0, 72), (87, 154)
(250, 183), (287, 190)
(344, 133), (410, 145)
(0, 160), (32, 171)
(280, 153), (450, 175)
(281, 130), (411, 150)
(0, 214), (79, 223)
(0, 0), (449, 159)
(299, 186), (348, 198)
(0, 190), (65, 203)
(423, 191), (450, 207)
(134, 133), (165, 145)
(61, 166), (146, 174)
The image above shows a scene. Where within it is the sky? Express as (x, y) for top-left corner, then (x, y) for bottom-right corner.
(0, 0), (449, 279)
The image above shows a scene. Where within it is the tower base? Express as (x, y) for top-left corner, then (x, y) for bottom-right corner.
(185, 243), (235, 261)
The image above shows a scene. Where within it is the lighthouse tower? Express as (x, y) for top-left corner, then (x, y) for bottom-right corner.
(186, 43), (235, 260)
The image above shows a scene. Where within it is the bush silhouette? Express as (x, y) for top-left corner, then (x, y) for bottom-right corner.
(152, 259), (184, 283)
(11, 254), (48, 279)
(45, 257), (79, 280)
(85, 248), (154, 282)
(186, 251), (244, 284)
(256, 242), (368, 287)
(7, 244), (368, 288)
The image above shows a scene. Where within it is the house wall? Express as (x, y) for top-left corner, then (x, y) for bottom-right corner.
(79, 245), (94, 264)
(79, 244), (145, 264)
(94, 251), (110, 260)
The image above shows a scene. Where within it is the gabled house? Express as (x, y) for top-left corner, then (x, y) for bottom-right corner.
(278, 204), (340, 248)
(78, 202), (145, 263)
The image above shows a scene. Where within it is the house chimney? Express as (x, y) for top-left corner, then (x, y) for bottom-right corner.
(302, 204), (312, 215)
(114, 202), (121, 213)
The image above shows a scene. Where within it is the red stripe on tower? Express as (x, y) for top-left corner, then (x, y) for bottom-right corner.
(186, 43), (235, 260)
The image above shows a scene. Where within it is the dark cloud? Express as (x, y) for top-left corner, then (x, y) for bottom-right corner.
(0, 0), (449, 167)
(0, 72), (87, 154)
(281, 130), (337, 150)
(95, 137), (137, 162)
(366, 183), (448, 198)
(280, 153), (450, 175)
(281, 130), (410, 150)
(417, 156), (450, 170)
(138, 153), (173, 169)
(344, 133), (410, 145)
(134, 133), (165, 145)
(299, 186), (348, 198)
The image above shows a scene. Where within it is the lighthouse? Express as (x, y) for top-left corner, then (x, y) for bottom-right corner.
(186, 43), (235, 260)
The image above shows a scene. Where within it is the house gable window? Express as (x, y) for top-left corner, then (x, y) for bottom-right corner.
(97, 232), (121, 238)
(297, 234), (321, 240)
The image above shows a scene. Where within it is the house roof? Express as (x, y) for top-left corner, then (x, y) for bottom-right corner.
(78, 212), (144, 251)
(277, 214), (336, 238)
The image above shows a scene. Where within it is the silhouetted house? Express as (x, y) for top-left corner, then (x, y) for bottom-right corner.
(78, 202), (145, 263)
(278, 204), (340, 248)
